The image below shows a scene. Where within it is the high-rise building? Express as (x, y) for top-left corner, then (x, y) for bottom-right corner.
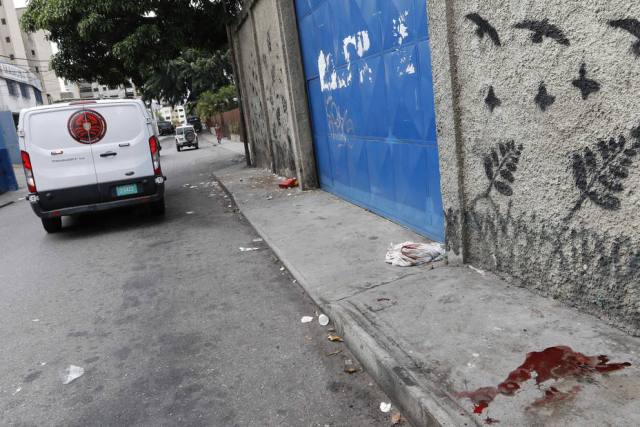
(0, 0), (57, 122)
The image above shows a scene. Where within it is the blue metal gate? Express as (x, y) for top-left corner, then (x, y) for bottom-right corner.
(295, 0), (444, 241)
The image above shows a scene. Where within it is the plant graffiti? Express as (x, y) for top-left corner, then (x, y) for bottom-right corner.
(482, 141), (523, 197)
(444, 204), (640, 335)
(565, 127), (640, 221)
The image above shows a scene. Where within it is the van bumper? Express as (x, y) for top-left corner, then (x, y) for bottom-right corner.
(30, 178), (165, 218)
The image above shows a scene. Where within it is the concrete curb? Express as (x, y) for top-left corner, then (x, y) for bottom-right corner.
(213, 172), (477, 427)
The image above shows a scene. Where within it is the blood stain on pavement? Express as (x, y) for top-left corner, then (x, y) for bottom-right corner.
(456, 346), (631, 417)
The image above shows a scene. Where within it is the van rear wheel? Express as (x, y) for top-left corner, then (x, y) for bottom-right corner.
(41, 217), (62, 233)
(150, 198), (166, 215)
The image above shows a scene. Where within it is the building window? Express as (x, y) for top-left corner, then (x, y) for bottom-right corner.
(35, 66), (39, 73)
(5, 37), (10, 43)
(20, 83), (31, 99)
(1, 19), (6, 25)
(9, 54), (13, 60)
(6, 79), (18, 97)
(34, 89), (43, 105)
(31, 49), (35, 56)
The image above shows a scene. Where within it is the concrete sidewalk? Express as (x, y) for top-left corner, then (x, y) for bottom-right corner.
(214, 157), (640, 426)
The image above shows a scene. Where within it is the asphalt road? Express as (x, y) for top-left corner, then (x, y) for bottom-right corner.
(0, 135), (391, 426)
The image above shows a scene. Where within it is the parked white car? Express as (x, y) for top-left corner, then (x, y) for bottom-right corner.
(18, 99), (166, 233)
(175, 125), (199, 151)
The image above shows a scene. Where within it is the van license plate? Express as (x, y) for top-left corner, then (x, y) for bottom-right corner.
(115, 184), (139, 197)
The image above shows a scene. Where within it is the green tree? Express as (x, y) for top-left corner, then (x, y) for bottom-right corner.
(195, 85), (238, 120)
(21, 0), (241, 96)
(141, 49), (233, 106)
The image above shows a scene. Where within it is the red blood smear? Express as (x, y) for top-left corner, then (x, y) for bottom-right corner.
(457, 346), (630, 415)
(529, 385), (581, 408)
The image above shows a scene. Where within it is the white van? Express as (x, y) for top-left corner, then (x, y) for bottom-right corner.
(18, 99), (166, 233)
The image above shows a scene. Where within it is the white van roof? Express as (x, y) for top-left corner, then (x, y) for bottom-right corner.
(18, 99), (149, 129)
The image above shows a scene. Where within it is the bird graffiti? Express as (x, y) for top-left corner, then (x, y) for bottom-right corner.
(534, 83), (556, 112)
(514, 19), (570, 46)
(608, 18), (640, 57)
(465, 13), (501, 47)
(572, 63), (601, 100)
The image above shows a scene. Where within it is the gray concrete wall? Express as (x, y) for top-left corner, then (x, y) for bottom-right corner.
(427, 0), (640, 334)
(231, 0), (318, 189)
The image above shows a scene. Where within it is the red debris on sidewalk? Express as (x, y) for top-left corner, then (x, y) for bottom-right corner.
(278, 178), (298, 189)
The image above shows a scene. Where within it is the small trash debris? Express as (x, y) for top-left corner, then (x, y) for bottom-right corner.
(32, 319), (40, 322)
(377, 298), (391, 302)
(280, 267), (285, 271)
(18, 197), (26, 201)
(391, 412), (405, 425)
(292, 279), (297, 284)
(318, 314), (330, 326)
(63, 365), (85, 384)
(380, 402), (392, 413)
(385, 242), (445, 267)
(468, 265), (486, 276)
(328, 334), (344, 342)
(12, 387), (22, 395)
(185, 211), (195, 215)
(326, 350), (342, 357)
(252, 238), (264, 243)
(239, 247), (260, 252)
(344, 359), (358, 374)
(279, 178), (298, 189)
(301, 316), (314, 323)
(228, 205), (232, 208)
(183, 184), (190, 187)
(40, 362), (47, 366)
(190, 186), (198, 189)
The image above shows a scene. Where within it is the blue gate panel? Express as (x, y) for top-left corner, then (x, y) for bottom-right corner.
(296, 0), (445, 242)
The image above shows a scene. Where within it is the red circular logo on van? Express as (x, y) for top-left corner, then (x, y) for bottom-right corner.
(68, 110), (107, 144)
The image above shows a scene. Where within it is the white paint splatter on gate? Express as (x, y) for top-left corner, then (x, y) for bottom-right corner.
(393, 11), (410, 45)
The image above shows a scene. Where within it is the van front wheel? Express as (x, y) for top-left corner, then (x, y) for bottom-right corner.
(41, 217), (62, 233)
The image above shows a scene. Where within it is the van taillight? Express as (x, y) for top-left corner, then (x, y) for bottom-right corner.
(20, 150), (37, 193)
(149, 136), (162, 176)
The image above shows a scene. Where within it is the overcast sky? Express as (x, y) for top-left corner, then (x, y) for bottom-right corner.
(14, 0), (27, 8)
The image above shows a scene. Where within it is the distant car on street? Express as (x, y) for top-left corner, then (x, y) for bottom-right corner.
(186, 116), (203, 133)
(18, 99), (166, 233)
(157, 120), (175, 136)
(175, 125), (199, 152)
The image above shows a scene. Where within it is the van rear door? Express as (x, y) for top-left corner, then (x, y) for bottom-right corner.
(22, 105), (100, 208)
(88, 101), (154, 185)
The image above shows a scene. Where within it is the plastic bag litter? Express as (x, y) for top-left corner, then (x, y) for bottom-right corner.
(301, 316), (314, 323)
(63, 365), (84, 384)
(239, 247), (259, 252)
(385, 242), (445, 267)
(380, 402), (392, 413)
